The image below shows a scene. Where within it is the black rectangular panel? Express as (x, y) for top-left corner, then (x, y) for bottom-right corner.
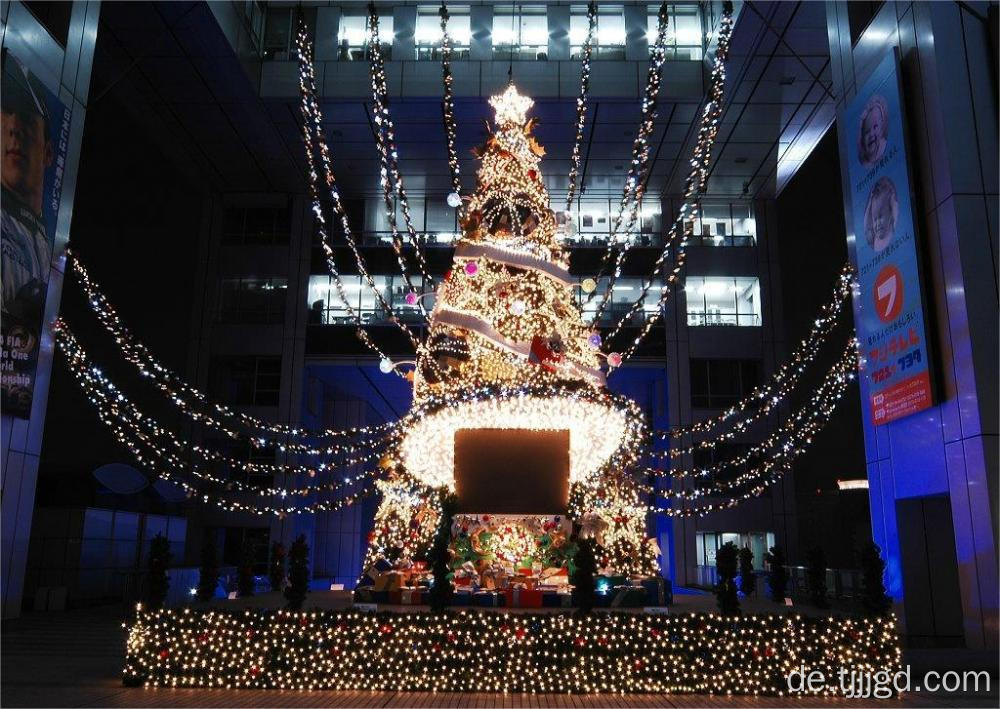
(453, 429), (570, 514)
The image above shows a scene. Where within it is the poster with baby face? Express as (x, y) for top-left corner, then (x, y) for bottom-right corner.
(845, 50), (933, 426)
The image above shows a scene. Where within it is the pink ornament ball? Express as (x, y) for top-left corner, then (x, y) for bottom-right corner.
(607, 352), (623, 368)
(404, 291), (418, 306)
(464, 261), (479, 276)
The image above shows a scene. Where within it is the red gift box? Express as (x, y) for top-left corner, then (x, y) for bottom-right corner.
(504, 588), (543, 608)
(389, 587), (424, 605)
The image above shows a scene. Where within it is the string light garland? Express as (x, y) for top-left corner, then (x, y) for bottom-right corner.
(66, 249), (394, 445)
(603, 3), (735, 359)
(586, 1), (673, 326)
(563, 1), (597, 213)
(296, 25), (435, 377)
(367, 4), (436, 299)
(664, 264), (854, 455)
(124, 607), (901, 696)
(650, 340), (858, 493)
(439, 2), (462, 211)
(54, 320), (381, 514)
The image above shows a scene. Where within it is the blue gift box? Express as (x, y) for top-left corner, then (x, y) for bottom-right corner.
(641, 577), (673, 606)
(609, 585), (647, 608)
(452, 591), (473, 607)
(542, 591), (573, 608)
(473, 591), (505, 607)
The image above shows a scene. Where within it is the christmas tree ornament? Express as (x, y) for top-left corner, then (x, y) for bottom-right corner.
(379, 358), (395, 374)
(581, 278), (597, 294)
(404, 291), (418, 305)
(447, 191), (462, 208)
(464, 260), (479, 276)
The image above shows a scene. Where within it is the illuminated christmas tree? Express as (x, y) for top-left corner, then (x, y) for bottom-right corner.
(367, 84), (658, 579)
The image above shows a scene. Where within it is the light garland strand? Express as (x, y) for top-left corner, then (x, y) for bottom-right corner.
(296, 25), (432, 373)
(604, 3), (734, 358)
(586, 1), (673, 326)
(66, 249), (395, 449)
(664, 264), (853, 455)
(54, 320), (383, 508)
(367, 3), (436, 304)
(439, 2), (462, 212)
(563, 1), (597, 212)
(648, 339), (858, 491)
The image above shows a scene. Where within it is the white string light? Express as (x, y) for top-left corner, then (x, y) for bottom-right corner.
(603, 3), (735, 359)
(563, 1), (597, 213)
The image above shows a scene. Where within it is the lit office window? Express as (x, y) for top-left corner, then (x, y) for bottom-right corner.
(647, 4), (703, 60)
(571, 5), (626, 59)
(577, 277), (661, 326)
(493, 5), (548, 60)
(415, 5), (470, 60)
(685, 276), (761, 326)
(691, 202), (756, 246)
(559, 197), (663, 248)
(338, 11), (393, 60)
(219, 277), (288, 324)
(696, 531), (775, 569)
(307, 275), (434, 325)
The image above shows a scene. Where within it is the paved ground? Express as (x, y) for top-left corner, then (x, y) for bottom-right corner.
(2, 604), (996, 708)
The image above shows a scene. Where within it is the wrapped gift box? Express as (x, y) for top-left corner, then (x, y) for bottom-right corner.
(511, 574), (538, 590)
(504, 588), (543, 609)
(542, 591), (574, 608)
(609, 585), (647, 608)
(640, 577), (672, 606)
(353, 586), (375, 603)
(452, 590), (473, 607)
(373, 571), (405, 593)
(388, 587), (424, 605)
(538, 567), (570, 586)
(473, 591), (505, 607)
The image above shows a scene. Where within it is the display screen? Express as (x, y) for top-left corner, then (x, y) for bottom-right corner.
(844, 50), (934, 426)
(453, 428), (570, 514)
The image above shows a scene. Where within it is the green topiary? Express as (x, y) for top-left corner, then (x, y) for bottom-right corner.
(147, 533), (171, 610)
(738, 545), (755, 597)
(428, 492), (457, 613)
(764, 545), (788, 603)
(284, 534), (310, 610)
(237, 539), (256, 597)
(806, 546), (829, 609)
(714, 542), (740, 615)
(269, 541), (286, 593)
(571, 537), (598, 615)
(860, 542), (892, 617)
(196, 534), (218, 602)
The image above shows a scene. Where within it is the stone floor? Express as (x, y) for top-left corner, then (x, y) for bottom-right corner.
(2, 603), (996, 708)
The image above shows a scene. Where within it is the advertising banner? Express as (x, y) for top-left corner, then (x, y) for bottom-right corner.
(845, 50), (933, 426)
(1, 50), (72, 419)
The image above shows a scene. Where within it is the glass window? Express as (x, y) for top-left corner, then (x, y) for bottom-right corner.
(219, 277), (288, 324)
(571, 5), (625, 60)
(416, 5), (470, 60)
(685, 276), (761, 326)
(307, 275), (434, 325)
(210, 356), (281, 407)
(493, 6), (548, 60)
(223, 206), (291, 245)
(577, 277), (660, 326)
(647, 4), (703, 60)
(690, 202), (756, 246)
(690, 358), (760, 408)
(338, 11), (393, 61)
